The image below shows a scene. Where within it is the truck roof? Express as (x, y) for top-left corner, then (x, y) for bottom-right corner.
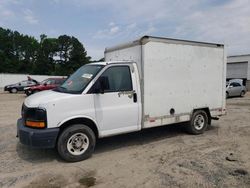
(105, 35), (224, 53)
(90, 61), (134, 66)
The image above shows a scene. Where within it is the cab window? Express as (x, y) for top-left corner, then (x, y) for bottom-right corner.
(93, 66), (133, 93)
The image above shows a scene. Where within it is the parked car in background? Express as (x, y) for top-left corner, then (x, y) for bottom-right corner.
(4, 79), (38, 93)
(24, 78), (66, 96)
(226, 81), (246, 98)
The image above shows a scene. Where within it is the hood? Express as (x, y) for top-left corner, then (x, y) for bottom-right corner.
(30, 84), (43, 89)
(25, 90), (72, 107)
(5, 83), (17, 87)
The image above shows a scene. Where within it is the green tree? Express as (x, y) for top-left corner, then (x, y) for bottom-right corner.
(0, 27), (91, 75)
(55, 35), (90, 75)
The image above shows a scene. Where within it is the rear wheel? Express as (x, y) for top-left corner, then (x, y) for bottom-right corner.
(10, 88), (18, 93)
(57, 124), (96, 162)
(187, 110), (208, 134)
(226, 92), (229, 98)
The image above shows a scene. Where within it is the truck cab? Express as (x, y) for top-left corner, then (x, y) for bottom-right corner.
(17, 61), (141, 162)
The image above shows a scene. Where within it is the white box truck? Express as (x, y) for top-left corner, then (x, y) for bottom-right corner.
(17, 36), (226, 162)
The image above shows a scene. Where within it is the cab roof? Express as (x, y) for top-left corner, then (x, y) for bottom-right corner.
(90, 61), (134, 66)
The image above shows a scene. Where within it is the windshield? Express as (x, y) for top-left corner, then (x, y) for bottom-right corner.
(55, 64), (104, 94)
(41, 79), (49, 84)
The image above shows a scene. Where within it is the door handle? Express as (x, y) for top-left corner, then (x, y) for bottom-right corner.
(133, 93), (137, 103)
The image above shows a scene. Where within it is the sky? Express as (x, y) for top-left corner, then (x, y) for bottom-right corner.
(0, 0), (250, 60)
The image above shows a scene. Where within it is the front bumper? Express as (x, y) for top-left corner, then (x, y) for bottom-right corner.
(17, 118), (59, 148)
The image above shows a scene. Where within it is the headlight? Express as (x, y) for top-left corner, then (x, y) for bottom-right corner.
(22, 104), (47, 128)
(24, 87), (30, 90)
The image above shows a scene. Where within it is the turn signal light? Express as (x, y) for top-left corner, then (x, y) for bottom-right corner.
(26, 121), (45, 128)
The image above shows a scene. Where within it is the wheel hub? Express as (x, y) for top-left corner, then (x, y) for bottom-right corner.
(67, 133), (89, 155)
(194, 114), (205, 130)
(73, 137), (84, 148)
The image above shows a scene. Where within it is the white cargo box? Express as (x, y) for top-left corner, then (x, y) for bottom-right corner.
(105, 36), (226, 128)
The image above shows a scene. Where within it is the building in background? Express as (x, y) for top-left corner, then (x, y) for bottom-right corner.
(227, 54), (250, 90)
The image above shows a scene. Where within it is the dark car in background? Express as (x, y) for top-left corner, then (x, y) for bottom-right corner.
(24, 78), (66, 96)
(4, 79), (38, 93)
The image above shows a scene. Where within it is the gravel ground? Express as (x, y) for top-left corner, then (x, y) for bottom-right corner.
(0, 92), (250, 188)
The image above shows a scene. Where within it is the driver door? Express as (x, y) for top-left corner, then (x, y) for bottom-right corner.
(91, 65), (140, 137)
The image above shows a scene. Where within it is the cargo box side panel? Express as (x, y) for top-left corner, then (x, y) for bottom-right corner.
(143, 41), (225, 128)
(105, 45), (142, 77)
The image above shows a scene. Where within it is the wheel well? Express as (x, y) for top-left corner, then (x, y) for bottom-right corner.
(59, 118), (99, 138)
(192, 108), (211, 125)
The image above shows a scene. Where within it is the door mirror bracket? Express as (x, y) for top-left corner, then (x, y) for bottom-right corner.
(94, 76), (109, 94)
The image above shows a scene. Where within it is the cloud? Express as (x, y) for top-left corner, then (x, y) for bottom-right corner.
(172, 0), (250, 55)
(93, 22), (122, 39)
(1, 0), (250, 59)
(109, 22), (115, 27)
(86, 0), (250, 57)
(126, 23), (137, 30)
(0, 1), (16, 24)
(23, 9), (39, 24)
(1, 9), (15, 17)
(143, 23), (157, 35)
(110, 26), (119, 34)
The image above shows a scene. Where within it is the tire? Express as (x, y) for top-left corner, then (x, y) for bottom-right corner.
(57, 124), (96, 162)
(10, 88), (18, 93)
(240, 91), (245, 97)
(25, 90), (31, 96)
(226, 92), (229, 99)
(187, 110), (208, 135)
(25, 90), (33, 96)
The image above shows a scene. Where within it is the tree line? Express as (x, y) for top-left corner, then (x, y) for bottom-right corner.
(0, 27), (94, 76)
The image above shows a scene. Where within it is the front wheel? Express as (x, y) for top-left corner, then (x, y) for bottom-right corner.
(25, 90), (31, 96)
(240, 91), (245, 97)
(187, 110), (208, 135)
(57, 124), (96, 162)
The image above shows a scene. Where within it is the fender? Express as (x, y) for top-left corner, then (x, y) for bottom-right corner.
(57, 115), (100, 132)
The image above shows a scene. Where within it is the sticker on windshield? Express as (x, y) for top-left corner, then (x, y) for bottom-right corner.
(67, 80), (73, 85)
(82, 73), (93, 79)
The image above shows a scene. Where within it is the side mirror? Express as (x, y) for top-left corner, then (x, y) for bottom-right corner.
(94, 76), (109, 94)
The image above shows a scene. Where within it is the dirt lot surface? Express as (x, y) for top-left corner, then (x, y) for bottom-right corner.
(0, 92), (250, 188)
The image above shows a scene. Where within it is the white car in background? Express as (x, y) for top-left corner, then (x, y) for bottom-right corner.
(226, 79), (246, 98)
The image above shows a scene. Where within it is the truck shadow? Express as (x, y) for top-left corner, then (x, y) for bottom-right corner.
(16, 143), (62, 163)
(16, 123), (218, 163)
(95, 123), (187, 153)
(95, 124), (218, 154)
